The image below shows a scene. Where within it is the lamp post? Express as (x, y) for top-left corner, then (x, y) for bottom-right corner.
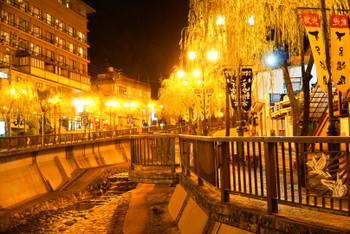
(105, 101), (117, 130)
(188, 50), (218, 136)
(216, 15), (231, 136)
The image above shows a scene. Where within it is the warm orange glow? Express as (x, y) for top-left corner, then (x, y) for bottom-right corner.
(188, 51), (196, 60)
(216, 15), (225, 26)
(193, 70), (200, 77)
(207, 51), (218, 61)
(177, 70), (185, 78)
(105, 101), (118, 107)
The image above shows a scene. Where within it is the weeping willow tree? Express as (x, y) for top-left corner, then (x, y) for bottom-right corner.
(158, 69), (225, 131)
(183, 0), (349, 136)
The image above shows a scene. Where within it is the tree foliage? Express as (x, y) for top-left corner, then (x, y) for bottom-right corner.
(158, 70), (225, 123)
(180, 0), (348, 135)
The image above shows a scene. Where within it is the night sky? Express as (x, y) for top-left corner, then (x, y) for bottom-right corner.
(82, 0), (189, 98)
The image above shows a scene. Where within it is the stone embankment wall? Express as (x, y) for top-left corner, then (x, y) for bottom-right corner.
(0, 139), (130, 209)
(169, 175), (349, 234)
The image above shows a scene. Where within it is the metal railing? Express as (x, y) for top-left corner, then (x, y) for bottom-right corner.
(130, 134), (176, 172)
(0, 128), (138, 153)
(131, 134), (350, 216)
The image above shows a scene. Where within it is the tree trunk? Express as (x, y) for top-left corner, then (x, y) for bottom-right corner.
(282, 63), (301, 136)
(301, 55), (314, 136)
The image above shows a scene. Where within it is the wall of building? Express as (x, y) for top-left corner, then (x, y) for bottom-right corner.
(0, 0), (94, 91)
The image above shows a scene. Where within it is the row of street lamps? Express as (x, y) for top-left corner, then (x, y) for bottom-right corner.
(177, 50), (219, 136)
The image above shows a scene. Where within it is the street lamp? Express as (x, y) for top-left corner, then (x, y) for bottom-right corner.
(188, 49), (218, 136)
(105, 101), (117, 130)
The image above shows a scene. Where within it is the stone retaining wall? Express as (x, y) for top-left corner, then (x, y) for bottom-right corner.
(0, 139), (130, 209)
(169, 175), (349, 234)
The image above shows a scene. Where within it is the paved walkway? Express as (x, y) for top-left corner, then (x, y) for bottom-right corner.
(123, 183), (179, 234)
(123, 184), (155, 233)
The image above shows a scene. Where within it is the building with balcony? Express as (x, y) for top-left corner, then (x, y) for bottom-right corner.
(0, 0), (94, 91)
(91, 67), (152, 128)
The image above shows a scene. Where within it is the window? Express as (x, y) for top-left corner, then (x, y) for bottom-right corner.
(0, 71), (9, 79)
(80, 63), (86, 74)
(58, 38), (66, 49)
(1, 10), (14, 26)
(31, 58), (44, 69)
(17, 18), (29, 32)
(18, 38), (28, 51)
(46, 13), (54, 26)
(31, 6), (41, 19)
(46, 49), (54, 60)
(68, 42), (75, 53)
(30, 43), (42, 56)
(77, 31), (85, 42)
(0, 53), (10, 66)
(32, 25), (41, 38)
(57, 54), (65, 65)
(0, 31), (10, 45)
(66, 0), (70, 8)
(118, 86), (127, 95)
(78, 47), (85, 57)
(67, 26), (75, 37)
(69, 59), (76, 70)
(20, 56), (29, 66)
(46, 31), (54, 44)
(56, 19), (65, 32)
(18, 0), (29, 12)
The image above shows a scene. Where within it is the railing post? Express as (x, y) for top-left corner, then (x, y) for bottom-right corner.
(219, 141), (230, 202)
(130, 137), (135, 170)
(170, 137), (175, 173)
(264, 141), (278, 214)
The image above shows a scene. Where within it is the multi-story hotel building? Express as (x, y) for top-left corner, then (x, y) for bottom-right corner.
(0, 0), (94, 91)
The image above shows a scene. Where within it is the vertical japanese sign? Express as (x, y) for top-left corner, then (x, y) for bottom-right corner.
(301, 13), (329, 92)
(224, 68), (237, 110)
(331, 15), (350, 93)
(224, 68), (252, 111)
(241, 68), (252, 112)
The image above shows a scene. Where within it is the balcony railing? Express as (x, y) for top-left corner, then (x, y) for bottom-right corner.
(3, 0), (89, 45)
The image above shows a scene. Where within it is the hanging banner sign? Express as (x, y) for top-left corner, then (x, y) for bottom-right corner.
(224, 68), (252, 111)
(301, 13), (329, 92)
(330, 15), (350, 93)
(241, 68), (252, 112)
(224, 68), (237, 110)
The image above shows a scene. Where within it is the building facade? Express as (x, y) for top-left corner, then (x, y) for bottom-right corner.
(0, 0), (94, 91)
(91, 67), (152, 129)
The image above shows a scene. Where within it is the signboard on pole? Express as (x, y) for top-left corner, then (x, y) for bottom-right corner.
(330, 15), (350, 93)
(224, 68), (237, 110)
(224, 68), (252, 111)
(301, 13), (329, 92)
(241, 68), (252, 112)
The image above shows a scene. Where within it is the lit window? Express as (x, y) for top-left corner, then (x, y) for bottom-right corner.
(46, 13), (53, 25)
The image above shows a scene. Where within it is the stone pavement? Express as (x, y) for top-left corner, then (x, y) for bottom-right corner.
(123, 183), (180, 234)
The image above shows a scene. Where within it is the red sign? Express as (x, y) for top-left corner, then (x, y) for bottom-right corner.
(301, 13), (320, 27)
(194, 89), (201, 94)
(193, 88), (214, 94)
(331, 15), (349, 28)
